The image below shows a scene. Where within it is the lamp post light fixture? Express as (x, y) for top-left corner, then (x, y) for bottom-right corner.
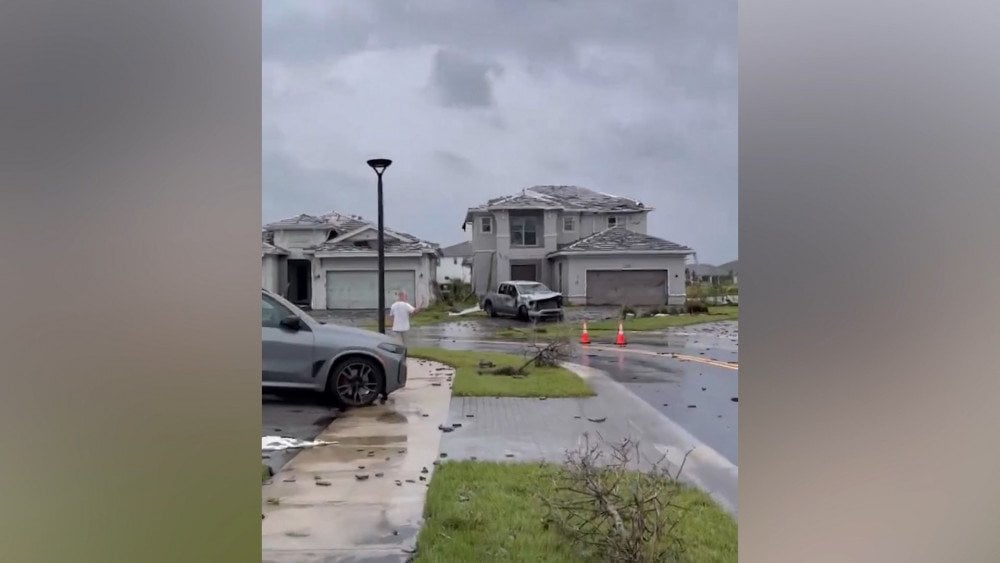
(366, 158), (392, 334)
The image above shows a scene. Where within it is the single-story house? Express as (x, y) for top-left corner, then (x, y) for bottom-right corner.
(262, 211), (440, 310)
(437, 241), (473, 284)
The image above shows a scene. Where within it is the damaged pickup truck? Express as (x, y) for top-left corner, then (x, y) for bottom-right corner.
(481, 281), (565, 321)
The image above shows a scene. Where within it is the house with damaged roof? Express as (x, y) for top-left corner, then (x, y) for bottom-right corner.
(462, 185), (694, 306)
(262, 211), (440, 310)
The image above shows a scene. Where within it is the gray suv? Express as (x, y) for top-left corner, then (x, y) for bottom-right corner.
(262, 289), (407, 408)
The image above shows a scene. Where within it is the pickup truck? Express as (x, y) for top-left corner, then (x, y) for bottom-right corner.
(481, 281), (564, 321)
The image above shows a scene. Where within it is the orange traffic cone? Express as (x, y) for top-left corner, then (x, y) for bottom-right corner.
(615, 321), (627, 346)
(580, 321), (591, 345)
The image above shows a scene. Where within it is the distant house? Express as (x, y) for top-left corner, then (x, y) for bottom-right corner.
(437, 241), (473, 284)
(262, 211), (440, 310)
(462, 185), (694, 306)
(718, 259), (738, 285)
(687, 260), (738, 285)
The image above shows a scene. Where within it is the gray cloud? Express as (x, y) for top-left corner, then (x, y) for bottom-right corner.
(429, 49), (500, 108)
(263, 0), (737, 263)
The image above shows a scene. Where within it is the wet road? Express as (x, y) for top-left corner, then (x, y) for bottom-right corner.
(262, 392), (340, 474)
(410, 320), (739, 465)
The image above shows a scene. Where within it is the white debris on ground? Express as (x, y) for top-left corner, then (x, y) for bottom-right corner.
(261, 436), (337, 451)
(448, 306), (482, 317)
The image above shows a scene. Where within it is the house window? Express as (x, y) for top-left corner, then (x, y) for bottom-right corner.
(510, 216), (538, 246)
(562, 216), (576, 232)
(480, 217), (492, 234)
(607, 216), (619, 228)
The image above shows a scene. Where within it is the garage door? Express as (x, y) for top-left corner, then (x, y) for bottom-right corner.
(586, 270), (668, 306)
(326, 270), (416, 309)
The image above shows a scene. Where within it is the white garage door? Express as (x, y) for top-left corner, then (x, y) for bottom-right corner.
(326, 270), (416, 309)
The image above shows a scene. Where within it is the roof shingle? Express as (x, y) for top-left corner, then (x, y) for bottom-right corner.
(467, 185), (647, 215)
(549, 227), (692, 255)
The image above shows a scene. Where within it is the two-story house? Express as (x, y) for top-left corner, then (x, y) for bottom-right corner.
(262, 211), (440, 310)
(462, 185), (694, 306)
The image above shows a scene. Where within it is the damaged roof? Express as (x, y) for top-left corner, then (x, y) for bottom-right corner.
(548, 227), (693, 256)
(463, 185), (648, 224)
(264, 211), (370, 233)
(314, 237), (439, 255)
(265, 210), (438, 255)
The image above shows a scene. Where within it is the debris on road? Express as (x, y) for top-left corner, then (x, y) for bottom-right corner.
(587, 416), (607, 423)
(261, 436), (336, 452)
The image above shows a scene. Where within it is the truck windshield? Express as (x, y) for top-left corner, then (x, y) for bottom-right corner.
(514, 283), (550, 294)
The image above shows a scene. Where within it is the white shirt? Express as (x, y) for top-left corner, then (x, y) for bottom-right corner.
(390, 300), (416, 332)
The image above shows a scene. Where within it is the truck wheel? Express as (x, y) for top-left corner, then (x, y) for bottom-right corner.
(518, 305), (528, 321)
(484, 301), (496, 317)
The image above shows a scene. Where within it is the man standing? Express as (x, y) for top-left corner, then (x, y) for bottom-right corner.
(388, 290), (417, 345)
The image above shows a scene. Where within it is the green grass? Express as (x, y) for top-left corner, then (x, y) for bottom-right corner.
(495, 306), (739, 342)
(416, 461), (737, 563)
(407, 348), (593, 398)
(362, 299), (485, 330)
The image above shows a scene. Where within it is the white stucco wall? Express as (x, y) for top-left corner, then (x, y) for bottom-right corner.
(308, 254), (437, 309)
(262, 255), (281, 292)
(271, 229), (329, 259)
(557, 253), (689, 305)
(437, 256), (471, 283)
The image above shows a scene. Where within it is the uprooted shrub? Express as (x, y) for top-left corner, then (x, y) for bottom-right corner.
(685, 300), (710, 314)
(543, 433), (693, 562)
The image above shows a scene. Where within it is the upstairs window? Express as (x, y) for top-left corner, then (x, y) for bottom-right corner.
(480, 216), (492, 234)
(607, 216), (619, 228)
(562, 216), (576, 232)
(510, 215), (538, 246)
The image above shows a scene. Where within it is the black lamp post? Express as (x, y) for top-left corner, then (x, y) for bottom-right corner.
(366, 158), (392, 334)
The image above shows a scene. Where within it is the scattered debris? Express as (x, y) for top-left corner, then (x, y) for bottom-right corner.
(440, 453), (448, 458)
(375, 472), (384, 478)
(315, 480), (332, 487)
(437, 424), (454, 433)
(478, 360), (495, 368)
(687, 405), (697, 408)
(261, 436), (336, 452)
(355, 474), (369, 481)
(266, 497), (280, 506)
(419, 476), (426, 482)
(465, 414), (475, 418)
(701, 387), (707, 391)
(406, 479), (416, 483)
(731, 397), (738, 403)
(282, 477), (296, 483)
(421, 467), (429, 474)
(431, 382), (442, 387)
(505, 453), (515, 458)
(587, 416), (607, 423)
(452, 423), (463, 428)
(285, 531), (310, 538)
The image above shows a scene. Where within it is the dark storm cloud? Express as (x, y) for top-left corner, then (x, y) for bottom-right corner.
(263, 0), (736, 263)
(429, 49), (500, 108)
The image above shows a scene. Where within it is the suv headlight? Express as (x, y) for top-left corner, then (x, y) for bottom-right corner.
(378, 342), (405, 354)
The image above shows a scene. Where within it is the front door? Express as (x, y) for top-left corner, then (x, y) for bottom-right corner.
(262, 294), (315, 387)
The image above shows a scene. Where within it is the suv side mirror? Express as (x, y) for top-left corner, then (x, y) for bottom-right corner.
(279, 316), (302, 331)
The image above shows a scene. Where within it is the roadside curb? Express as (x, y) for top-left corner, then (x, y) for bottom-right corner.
(560, 360), (739, 516)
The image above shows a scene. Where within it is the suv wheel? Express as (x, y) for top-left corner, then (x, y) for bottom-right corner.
(328, 357), (384, 408)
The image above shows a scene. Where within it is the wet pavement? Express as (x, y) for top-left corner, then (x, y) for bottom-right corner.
(262, 392), (341, 475)
(409, 320), (739, 465)
(261, 360), (453, 563)
(439, 362), (738, 514)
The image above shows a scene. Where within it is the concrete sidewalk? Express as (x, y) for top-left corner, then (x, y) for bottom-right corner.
(439, 362), (739, 515)
(261, 359), (453, 563)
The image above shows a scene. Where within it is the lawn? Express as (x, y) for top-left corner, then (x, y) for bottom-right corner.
(407, 348), (593, 398)
(362, 299), (485, 330)
(416, 461), (737, 562)
(496, 306), (739, 342)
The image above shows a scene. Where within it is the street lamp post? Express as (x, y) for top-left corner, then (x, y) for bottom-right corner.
(366, 158), (392, 334)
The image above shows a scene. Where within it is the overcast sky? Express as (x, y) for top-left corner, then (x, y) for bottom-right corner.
(263, 0), (736, 264)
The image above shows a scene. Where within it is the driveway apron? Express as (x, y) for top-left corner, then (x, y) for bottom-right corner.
(262, 359), (453, 563)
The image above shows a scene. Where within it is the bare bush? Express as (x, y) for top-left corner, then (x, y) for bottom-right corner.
(543, 433), (693, 562)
